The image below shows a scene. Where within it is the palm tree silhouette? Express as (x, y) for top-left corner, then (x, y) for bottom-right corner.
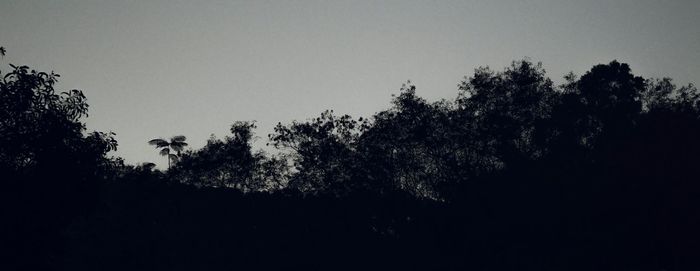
(148, 135), (187, 170)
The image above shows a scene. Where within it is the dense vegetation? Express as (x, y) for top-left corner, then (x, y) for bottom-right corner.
(2, 52), (699, 270)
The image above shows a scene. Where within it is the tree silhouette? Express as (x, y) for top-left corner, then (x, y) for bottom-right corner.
(269, 110), (367, 195)
(148, 135), (187, 170)
(1, 57), (119, 270)
(169, 122), (282, 190)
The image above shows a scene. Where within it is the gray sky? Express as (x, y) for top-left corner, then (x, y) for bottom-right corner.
(1, 0), (699, 168)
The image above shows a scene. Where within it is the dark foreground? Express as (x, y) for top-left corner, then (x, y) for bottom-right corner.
(4, 174), (699, 271)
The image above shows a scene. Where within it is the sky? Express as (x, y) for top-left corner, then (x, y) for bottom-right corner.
(1, 0), (699, 168)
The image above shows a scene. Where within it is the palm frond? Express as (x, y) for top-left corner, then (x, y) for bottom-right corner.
(149, 138), (169, 147)
(170, 141), (188, 151)
(171, 135), (186, 142)
(168, 153), (179, 161)
(159, 147), (170, 156)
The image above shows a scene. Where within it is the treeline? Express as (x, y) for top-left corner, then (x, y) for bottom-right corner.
(131, 60), (699, 202)
(2, 58), (700, 270)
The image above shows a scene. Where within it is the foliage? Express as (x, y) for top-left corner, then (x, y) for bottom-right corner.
(269, 110), (368, 194)
(0, 59), (117, 270)
(170, 121), (285, 191)
(148, 135), (188, 169)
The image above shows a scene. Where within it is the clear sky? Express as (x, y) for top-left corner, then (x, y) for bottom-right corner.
(1, 0), (699, 168)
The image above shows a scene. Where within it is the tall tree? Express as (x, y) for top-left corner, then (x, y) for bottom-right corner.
(269, 110), (366, 195)
(358, 83), (458, 199)
(456, 60), (556, 168)
(148, 135), (187, 170)
(1, 54), (118, 270)
(170, 121), (272, 190)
